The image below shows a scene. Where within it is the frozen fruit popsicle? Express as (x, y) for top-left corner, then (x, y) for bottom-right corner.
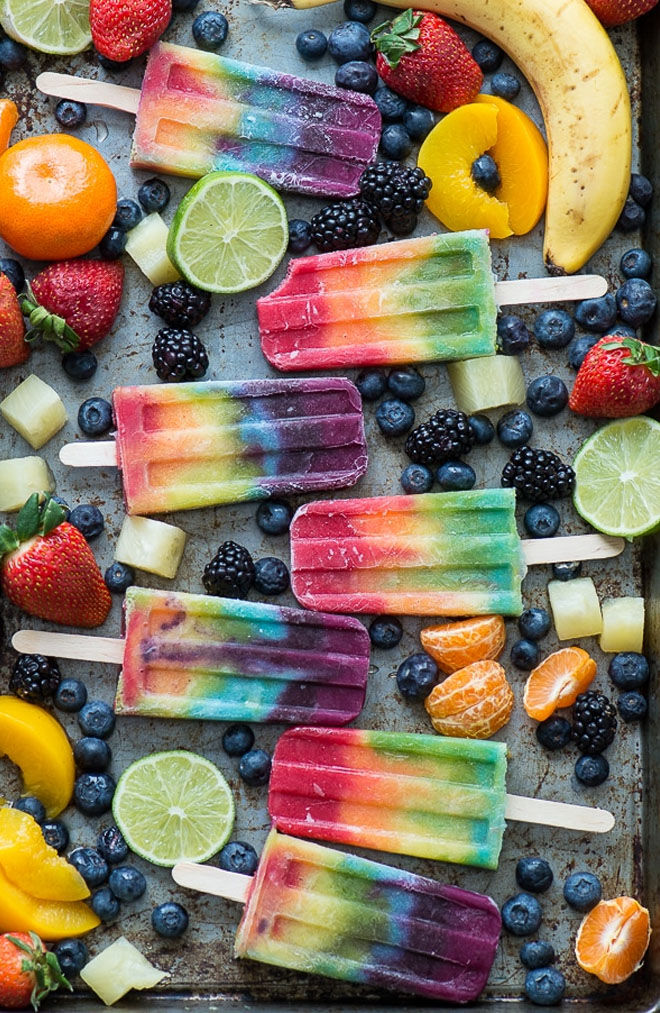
(173, 829), (502, 1002)
(257, 230), (608, 370)
(290, 488), (624, 616)
(12, 588), (370, 727)
(36, 42), (381, 198)
(59, 378), (368, 515)
(268, 727), (615, 869)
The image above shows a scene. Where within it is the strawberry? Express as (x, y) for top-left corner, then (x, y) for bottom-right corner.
(0, 272), (29, 368)
(90, 0), (172, 61)
(584, 0), (658, 27)
(20, 260), (124, 354)
(371, 9), (482, 113)
(0, 932), (71, 1010)
(0, 495), (111, 629)
(569, 336), (660, 417)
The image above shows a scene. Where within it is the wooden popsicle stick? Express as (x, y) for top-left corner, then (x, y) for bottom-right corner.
(495, 274), (607, 306)
(12, 629), (124, 664)
(173, 861), (250, 904)
(505, 794), (614, 833)
(37, 72), (140, 115)
(59, 441), (118, 468)
(522, 533), (624, 566)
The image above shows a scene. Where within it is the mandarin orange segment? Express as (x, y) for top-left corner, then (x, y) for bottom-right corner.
(575, 897), (651, 984)
(425, 660), (514, 739)
(421, 615), (506, 674)
(523, 647), (596, 721)
(0, 100), (18, 155)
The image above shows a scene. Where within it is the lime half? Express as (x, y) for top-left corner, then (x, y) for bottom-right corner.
(0, 0), (91, 54)
(112, 750), (235, 867)
(573, 416), (660, 538)
(167, 171), (288, 294)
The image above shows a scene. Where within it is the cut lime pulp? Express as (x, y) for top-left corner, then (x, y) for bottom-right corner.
(0, 0), (91, 55)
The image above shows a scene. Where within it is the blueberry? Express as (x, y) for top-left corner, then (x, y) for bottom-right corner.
(436, 460), (476, 491)
(369, 616), (403, 649)
(97, 825), (129, 865)
(137, 178), (170, 214)
(396, 652), (438, 700)
(497, 314), (531, 355)
(510, 639), (540, 671)
(525, 967), (566, 1006)
(51, 496), (71, 520)
(69, 504), (104, 541)
(253, 556), (290, 596)
(68, 847), (109, 887)
(551, 560), (582, 581)
(91, 887), (120, 923)
(374, 86), (407, 122)
(328, 21), (372, 63)
(55, 99), (87, 129)
(152, 901), (189, 938)
(53, 680), (87, 713)
(563, 871), (602, 911)
(192, 11), (229, 50)
(387, 367), (425, 401)
(471, 154), (500, 194)
(536, 716), (571, 751)
(616, 277), (657, 326)
(113, 198), (142, 232)
(14, 796), (46, 823)
(238, 748), (272, 787)
(501, 893), (543, 936)
(379, 123), (413, 161)
(344, 0), (376, 21)
(97, 53), (133, 72)
(468, 414), (495, 445)
(356, 368), (387, 401)
(295, 29), (327, 60)
(491, 71), (520, 99)
(516, 857), (553, 893)
(52, 940), (88, 979)
(104, 561), (135, 594)
(99, 225), (127, 260)
(523, 503), (560, 538)
(222, 723), (255, 757)
(108, 865), (146, 902)
(471, 39), (503, 71)
(41, 819), (69, 853)
(630, 172), (653, 208)
(526, 375), (569, 417)
(608, 652), (649, 689)
(518, 608), (551, 641)
(218, 841), (259, 875)
(620, 248), (652, 280)
(617, 197), (645, 232)
(520, 941), (555, 970)
(497, 409), (533, 449)
(78, 397), (113, 437)
(288, 219), (312, 253)
(401, 463), (434, 494)
(335, 60), (378, 93)
(74, 772), (116, 815)
(567, 334), (599, 370)
(574, 293), (617, 333)
(375, 397), (415, 436)
(0, 36), (27, 70)
(618, 690), (647, 721)
(0, 258), (25, 293)
(62, 350), (98, 380)
(78, 700), (115, 738)
(403, 105), (434, 140)
(74, 737), (112, 772)
(255, 499), (293, 536)
(534, 309), (575, 349)
(575, 753), (609, 786)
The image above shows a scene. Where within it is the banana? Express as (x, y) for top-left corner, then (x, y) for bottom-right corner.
(269, 0), (631, 275)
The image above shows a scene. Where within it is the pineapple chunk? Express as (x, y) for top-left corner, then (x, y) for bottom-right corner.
(547, 577), (603, 640)
(125, 213), (180, 285)
(1, 375), (67, 449)
(447, 355), (526, 414)
(115, 515), (186, 579)
(0, 457), (54, 512)
(600, 597), (645, 653)
(81, 937), (168, 1006)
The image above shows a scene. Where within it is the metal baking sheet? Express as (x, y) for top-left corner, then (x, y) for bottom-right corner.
(0, 1), (657, 1007)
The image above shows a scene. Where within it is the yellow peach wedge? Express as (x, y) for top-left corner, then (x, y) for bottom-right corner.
(0, 808), (89, 902)
(0, 696), (74, 817)
(0, 100), (18, 155)
(0, 864), (99, 941)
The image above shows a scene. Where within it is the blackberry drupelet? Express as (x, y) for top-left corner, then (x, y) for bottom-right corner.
(572, 691), (617, 755)
(203, 541), (255, 599)
(152, 328), (209, 382)
(404, 409), (474, 466)
(310, 199), (380, 252)
(149, 280), (211, 328)
(359, 162), (432, 236)
(501, 446), (575, 502)
(10, 654), (61, 702)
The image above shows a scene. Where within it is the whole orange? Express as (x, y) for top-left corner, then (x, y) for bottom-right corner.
(0, 134), (117, 261)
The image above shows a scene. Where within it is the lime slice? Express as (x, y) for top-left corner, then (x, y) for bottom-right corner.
(167, 171), (288, 294)
(573, 416), (660, 538)
(0, 0), (91, 55)
(112, 750), (234, 867)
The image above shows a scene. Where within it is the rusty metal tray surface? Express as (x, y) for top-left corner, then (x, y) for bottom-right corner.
(0, 0), (658, 1008)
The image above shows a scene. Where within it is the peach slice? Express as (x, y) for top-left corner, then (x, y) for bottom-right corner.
(0, 100), (18, 155)
(0, 864), (99, 940)
(0, 696), (74, 817)
(0, 808), (89, 901)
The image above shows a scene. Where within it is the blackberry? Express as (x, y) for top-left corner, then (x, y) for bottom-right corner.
(310, 199), (380, 252)
(359, 162), (432, 235)
(501, 446), (575, 502)
(10, 654), (61, 702)
(152, 327), (209, 382)
(572, 691), (617, 755)
(203, 541), (255, 598)
(405, 409), (474, 466)
(149, 281), (211, 328)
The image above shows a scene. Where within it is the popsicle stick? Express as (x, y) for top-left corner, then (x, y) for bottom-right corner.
(505, 795), (614, 833)
(12, 629), (124, 664)
(37, 72), (140, 115)
(522, 533), (624, 565)
(173, 861), (250, 904)
(495, 274), (607, 306)
(59, 441), (118, 468)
